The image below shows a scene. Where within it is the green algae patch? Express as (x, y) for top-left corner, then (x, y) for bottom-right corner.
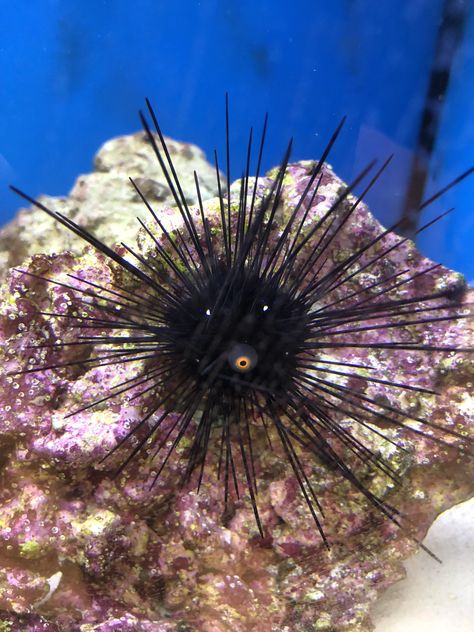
(19, 539), (42, 559)
(71, 509), (118, 538)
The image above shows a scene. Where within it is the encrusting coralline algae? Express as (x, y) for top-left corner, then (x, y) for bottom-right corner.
(0, 131), (472, 631)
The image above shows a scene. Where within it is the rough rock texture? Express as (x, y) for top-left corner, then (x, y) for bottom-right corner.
(0, 133), (472, 632)
(0, 132), (220, 281)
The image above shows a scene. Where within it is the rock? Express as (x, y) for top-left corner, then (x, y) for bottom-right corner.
(0, 132), (220, 281)
(0, 132), (472, 631)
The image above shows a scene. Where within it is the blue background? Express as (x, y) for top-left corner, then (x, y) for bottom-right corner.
(0, 0), (473, 280)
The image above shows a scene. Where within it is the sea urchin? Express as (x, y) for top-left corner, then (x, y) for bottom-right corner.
(10, 97), (473, 553)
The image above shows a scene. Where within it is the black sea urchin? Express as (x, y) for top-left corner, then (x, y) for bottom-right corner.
(10, 97), (473, 551)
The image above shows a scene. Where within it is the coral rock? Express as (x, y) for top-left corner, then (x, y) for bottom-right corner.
(0, 133), (472, 631)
